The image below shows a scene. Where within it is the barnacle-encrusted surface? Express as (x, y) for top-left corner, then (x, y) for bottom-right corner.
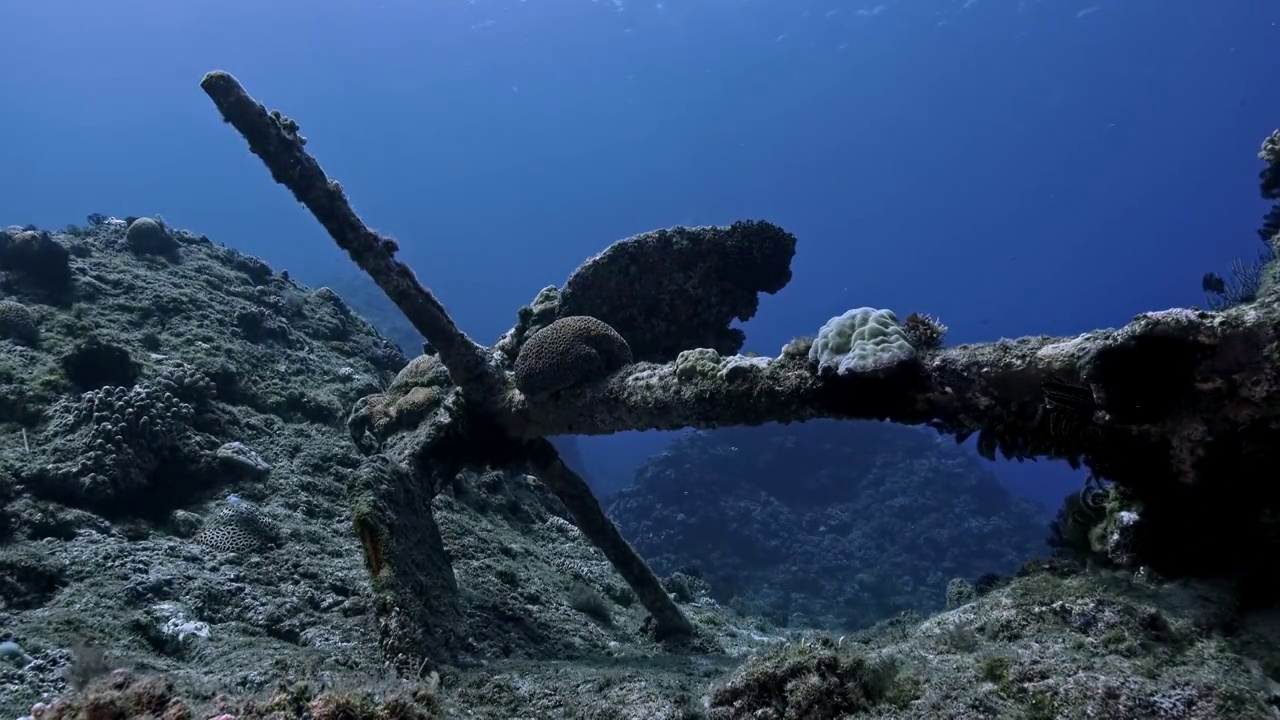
(347, 352), (455, 454)
(506, 304), (1280, 490)
(554, 222), (796, 362)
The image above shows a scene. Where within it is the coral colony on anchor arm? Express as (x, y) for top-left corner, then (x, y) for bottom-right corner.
(199, 69), (1280, 673)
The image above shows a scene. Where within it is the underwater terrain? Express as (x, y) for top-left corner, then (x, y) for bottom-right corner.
(609, 420), (1052, 632)
(2, 72), (1280, 719)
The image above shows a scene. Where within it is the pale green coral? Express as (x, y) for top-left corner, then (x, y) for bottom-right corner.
(674, 348), (722, 382)
(809, 307), (915, 375)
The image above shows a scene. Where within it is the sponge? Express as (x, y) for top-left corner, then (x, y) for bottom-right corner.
(808, 307), (915, 374)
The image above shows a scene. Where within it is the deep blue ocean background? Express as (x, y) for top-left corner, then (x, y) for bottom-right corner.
(3, 0), (1278, 510)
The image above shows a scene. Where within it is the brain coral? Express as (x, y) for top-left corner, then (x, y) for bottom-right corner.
(0, 300), (38, 345)
(514, 316), (633, 396)
(125, 216), (179, 256)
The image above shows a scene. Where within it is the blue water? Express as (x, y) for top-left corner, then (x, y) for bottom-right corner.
(2, 0), (1277, 510)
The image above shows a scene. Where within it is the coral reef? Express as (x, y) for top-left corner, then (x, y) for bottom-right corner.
(2, 212), (1278, 717)
(703, 565), (1280, 720)
(2, 67), (1276, 716)
(27, 667), (445, 720)
(609, 421), (1050, 631)
(0, 217), (743, 717)
(706, 635), (906, 719)
(0, 217), (417, 716)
